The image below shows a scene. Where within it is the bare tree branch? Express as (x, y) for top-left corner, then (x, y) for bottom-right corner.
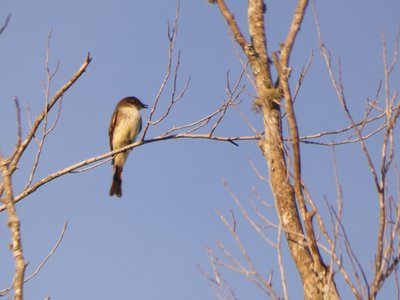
(141, 1), (182, 139)
(25, 32), (62, 189)
(9, 53), (92, 175)
(314, 3), (400, 297)
(214, 0), (249, 51)
(0, 14), (11, 35)
(0, 221), (68, 297)
(0, 154), (26, 300)
(214, 208), (281, 299)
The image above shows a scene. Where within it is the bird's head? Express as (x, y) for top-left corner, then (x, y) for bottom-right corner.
(120, 96), (148, 110)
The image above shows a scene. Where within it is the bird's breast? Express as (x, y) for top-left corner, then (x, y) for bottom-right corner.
(112, 108), (141, 150)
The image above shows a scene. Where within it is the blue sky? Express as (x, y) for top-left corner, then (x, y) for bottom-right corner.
(0, 1), (399, 299)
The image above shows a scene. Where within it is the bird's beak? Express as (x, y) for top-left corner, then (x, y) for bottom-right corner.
(143, 104), (148, 109)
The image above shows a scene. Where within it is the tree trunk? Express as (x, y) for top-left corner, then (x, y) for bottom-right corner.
(215, 0), (341, 298)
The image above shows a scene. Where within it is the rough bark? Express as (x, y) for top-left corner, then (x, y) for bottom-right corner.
(0, 156), (26, 300)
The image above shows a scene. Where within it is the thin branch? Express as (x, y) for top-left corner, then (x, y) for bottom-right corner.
(215, 0), (248, 51)
(0, 132), (258, 213)
(0, 221), (68, 297)
(276, 218), (289, 300)
(248, 158), (268, 183)
(313, 10), (380, 191)
(328, 147), (343, 295)
(70, 158), (111, 173)
(370, 33), (400, 295)
(210, 66), (247, 136)
(13, 97), (22, 158)
(141, 1), (180, 139)
(201, 248), (239, 300)
(276, 49), (314, 120)
(148, 51), (191, 126)
(0, 14), (11, 35)
(215, 208), (281, 299)
(299, 113), (385, 141)
(9, 53), (91, 175)
(279, 0), (309, 68)
(214, 240), (249, 274)
(223, 180), (275, 248)
(303, 184), (362, 299)
(25, 33), (62, 189)
(313, 7), (400, 296)
(299, 121), (387, 146)
(25, 221), (67, 284)
(159, 96), (243, 138)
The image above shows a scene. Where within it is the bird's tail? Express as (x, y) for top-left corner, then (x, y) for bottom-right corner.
(109, 166), (123, 197)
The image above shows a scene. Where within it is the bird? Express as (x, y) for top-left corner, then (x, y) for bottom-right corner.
(108, 96), (148, 197)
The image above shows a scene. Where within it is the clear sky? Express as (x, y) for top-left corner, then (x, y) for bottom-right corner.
(0, 1), (399, 299)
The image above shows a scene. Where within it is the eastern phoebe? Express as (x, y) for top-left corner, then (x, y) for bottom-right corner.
(108, 96), (148, 197)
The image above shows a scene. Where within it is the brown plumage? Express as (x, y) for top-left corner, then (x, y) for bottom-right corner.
(109, 166), (123, 197)
(108, 96), (147, 197)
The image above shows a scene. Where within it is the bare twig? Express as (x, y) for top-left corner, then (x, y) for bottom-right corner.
(214, 208), (281, 299)
(223, 180), (275, 247)
(314, 6), (400, 297)
(12, 97), (22, 159)
(292, 51), (314, 104)
(0, 14), (11, 35)
(25, 221), (68, 284)
(25, 32), (62, 189)
(327, 148), (343, 295)
(303, 184), (362, 299)
(201, 248), (239, 300)
(141, 1), (181, 139)
(9, 53), (92, 175)
(276, 219), (289, 300)
(299, 113), (385, 142)
(371, 30), (400, 290)
(148, 51), (191, 126)
(248, 158), (268, 183)
(210, 66), (247, 137)
(0, 221), (68, 297)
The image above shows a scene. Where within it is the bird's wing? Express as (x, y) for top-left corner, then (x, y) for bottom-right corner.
(108, 109), (118, 151)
